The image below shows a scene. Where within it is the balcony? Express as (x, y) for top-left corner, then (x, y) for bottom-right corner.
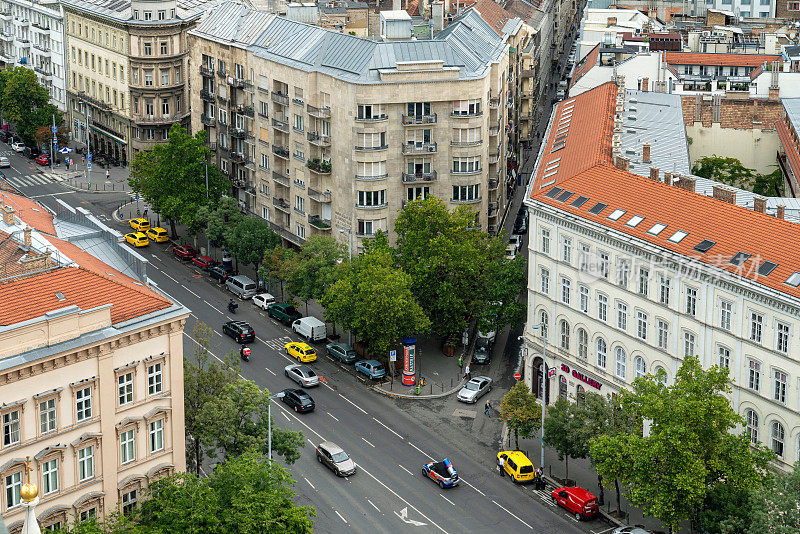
(136, 114), (185, 126)
(451, 196), (482, 204)
(0, 11), (11, 22)
(487, 224), (497, 234)
(488, 201), (499, 214)
(355, 114), (388, 123)
(489, 125), (500, 136)
(489, 97), (500, 109)
(488, 153), (500, 164)
(272, 197), (291, 213)
(308, 187), (332, 203)
(308, 215), (332, 230)
(402, 142), (437, 155)
(199, 65), (214, 77)
(76, 91), (111, 111)
(33, 66), (52, 81)
(230, 152), (249, 165)
(200, 114), (216, 126)
(402, 113), (437, 126)
(272, 145), (290, 159)
(452, 139), (483, 147)
(204, 140), (217, 151)
(272, 171), (290, 187)
(30, 23), (50, 36)
(355, 202), (389, 210)
(216, 70), (227, 79)
(200, 89), (215, 102)
(354, 143), (388, 152)
(90, 120), (124, 140)
(488, 178), (498, 190)
(227, 76), (252, 89)
(307, 131), (331, 147)
(307, 104), (331, 119)
(228, 125), (253, 139)
(402, 170), (437, 184)
(216, 94), (229, 107)
(451, 110), (483, 118)
(271, 92), (289, 106)
(272, 118), (289, 133)
(306, 159), (332, 174)
(233, 104), (254, 118)
(355, 173), (387, 181)
(33, 44), (51, 57)
(292, 98), (304, 107)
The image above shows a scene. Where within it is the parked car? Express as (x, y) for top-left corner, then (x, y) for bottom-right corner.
(285, 364), (319, 387)
(252, 293), (275, 310)
(457, 376), (492, 403)
(129, 218), (150, 232)
(280, 388), (315, 413)
(551, 486), (599, 521)
(513, 209), (528, 235)
(172, 244), (197, 260)
(0, 156), (10, 168)
(0, 131), (9, 142)
(285, 341), (317, 363)
(316, 442), (356, 476)
(192, 255), (216, 270)
(498, 450), (536, 483)
(291, 316), (326, 342)
(326, 342), (357, 363)
(24, 146), (40, 159)
(146, 227), (169, 243)
(11, 141), (25, 152)
(612, 528), (650, 534)
(505, 244), (516, 260)
(222, 320), (255, 344)
(226, 275), (257, 299)
(35, 154), (50, 166)
(267, 302), (303, 326)
(355, 360), (386, 379)
(472, 336), (493, 364)
(508, 235), (521, 252)
(124, 232), (149, 248)
(206, 266), (228, 283)
(422, 459), (459, 488)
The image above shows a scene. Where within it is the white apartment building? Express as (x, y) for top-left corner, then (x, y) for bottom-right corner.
(0, 0), (68, 111)
(522, 80), (800, 471)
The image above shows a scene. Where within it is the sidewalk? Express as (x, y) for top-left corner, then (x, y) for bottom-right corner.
(48, 157), (133, 194)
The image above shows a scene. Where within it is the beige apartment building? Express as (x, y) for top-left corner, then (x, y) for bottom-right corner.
(63, 0), (214, 164)
(0, 193), (189, 532)
(189, 3), (510, 249)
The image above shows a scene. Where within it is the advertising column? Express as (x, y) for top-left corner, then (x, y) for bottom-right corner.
(401, 337), (417, 386)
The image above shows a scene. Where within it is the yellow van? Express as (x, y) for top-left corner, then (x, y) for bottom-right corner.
(497, 450), (536, 483)
(146, 227), (169, 243)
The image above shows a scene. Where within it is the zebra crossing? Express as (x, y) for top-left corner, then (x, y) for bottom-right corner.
(260, 335), (292, 352)
(1, 172), (68, 189)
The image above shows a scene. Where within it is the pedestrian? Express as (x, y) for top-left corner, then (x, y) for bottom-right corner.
(458, 355), (463, 368)
(484, 400), (492, 416)
(106, 169), (110, 180)
(143, 209), (148, 218)
(464, 364), (471, 380)
(497, 455), (505, 476)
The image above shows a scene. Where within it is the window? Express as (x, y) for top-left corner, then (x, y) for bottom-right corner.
(259, 101), (268, 117)
(452, 156), (481, 174)
(539, 267), (550, 294)
(42, 459), (58, 495)
(76, 387), (92, 422)
(597, 293), (608, 322)
(161, 100), (169, 116)
(40, 398), (57, 434)
(718, 346), (730, 369)
(453, 127), (481, 144)
(561, 236), (572, 263)
(158, 9), (166, 19)
(175, 66), (181, 83)
(294, 114), (304, 132)
(685, 287), (697, 316)
(357, 190), (386, 207)
(356, 104), (385, 120)
(357, 219), (385, 237)
(683, 331), (696, 356)
(774, 370), (788, 404)
(118, 372), (133, 405)
(636, 310), (648, 340)
(3, 410), (20, 446)
(745, 409), (759, 444)
(748, 359), (761, 391)
(451, 185), (480, 202)
(452, 98), (481, 115)
(296, 225), (306, 239)
(160, 41), (167, 55)
(615, 347), (626, 379)
(5, 471), (21, 509)
(122, 489), (137, 515)
(616, 259), (630, 287)
(771, 421), (785, 457)
(596, 338), (607, 368)
(120, 429), (136, 464)
(638, 268), (649, 295)
(78, 446), (94, 481)
(616, 301), (628, 331)
(599, 251), (609, 279)
(143, 42), (152, 55)
(577, 328), (588, 360)
(658, 275), (671, 305)
(144, 10), (153, 20)
(750, 312), (763, 342)
(541, 228), (551, 254)
(634, 356), (646, 379)
(720, 300), (732, 331)
(776, 322), (790, 353)
(579, 243), (590, 271)
(148, 363), (163, 395)
(579, 285), (589, 313)
(149, 420), (164, 452)
(161, 69), (169, 86)
(295, 196), (305, 213)
(560, 277), (571, 305)
(144, 70), (153, 86)
(559, 320), (570, 350)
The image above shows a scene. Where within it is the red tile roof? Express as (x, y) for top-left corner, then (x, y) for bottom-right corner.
(569, 43), (601, 89)
(472, 0), (514, 36)
(664, 52), (780, 68)
(777, 119), (800, 180)
(749, 65), (764, 80)
(0, 191), (56, 235)
(406, 0), (420, 16)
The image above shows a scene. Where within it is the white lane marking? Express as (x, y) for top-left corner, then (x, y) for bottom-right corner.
(361, 437), (375, 448)
(491, 500), (534, 530)
(30, 191), (76, 198)
(150, 254), (162, 262)
(460, 478), (486, 496)
(204, 300), (223, 314)
(321, 381), (335, 391)
(440, 494), (456, 506)
(334, 510), (347, 524)
(306, 438), (316, 447)
(398, 464), (414, 476)
(162, 272), (178, 283)
(265, 367), (276, 376)
(408, 442), (433, 460)
(213, 331), (222, 337)
(373, 417), (403, 439)
(327, 412), (339, 422)
(591, 528), (616, 534)
(303, 477), (316, 490)
(339, 394), (367, 414)
(281, 412), (291, 422)
(367, 499), (380, 513)
(183, 287), (201, 298)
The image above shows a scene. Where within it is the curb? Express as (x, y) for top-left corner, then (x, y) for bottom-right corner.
(539, 474), (625, 528)
(371, 378), (469, 400)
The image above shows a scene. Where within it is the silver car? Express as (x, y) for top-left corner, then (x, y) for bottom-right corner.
(0, 156), (10, 168)
(316, 441), (356, 476)
(284, 364), (319, 387)
(457, 376), (492, 403)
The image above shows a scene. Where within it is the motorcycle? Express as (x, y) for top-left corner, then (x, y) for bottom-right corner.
(240, 345), (250, 362)
(228, 300), (238, 313)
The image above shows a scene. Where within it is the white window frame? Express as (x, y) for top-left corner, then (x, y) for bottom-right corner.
(39, 398), (57, 435)
(539, 267), (550, 295)
(597, 293), (608, 322)
(540, 228), (551, 254)
(683, 331), (696, 357)
(773, 369), (788, 404)
(42, 458), (58, 495)
(76, 386), (92, 422)
(149, 419), (164, 453)
(147, 362), (163, 396)
(776, 321), (790, 354)
(614, 347), (626, 379)
(78, 445), (94, 481)
(750, 312), (763, 343)
(561, 236), (572, 263)
(718, 345), (731, 370)
(720, 299), (733, 331)
(118, 372), (133, 406)
(616, 301), (628, 331)
(685, 287), (697, 316)
(579, 285), (589, 313)
(596, 338), (607, 369)
(748, 359), (761, 392)
(120, 429), (136, 464)
(560, 277), (571, 305)
(636, 310), (648, 340)
(634, 355), (646, 379)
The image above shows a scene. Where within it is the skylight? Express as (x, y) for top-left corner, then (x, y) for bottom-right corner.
(786, 271), (800, 287)
(729, 251), (751, 266)
(607, 209), (626, 221)
(588, 202), (608, 215)
(555, 190), (573, 202)
(757, 261), (778, 276)
(571, 196), (589, 208)
(647, 223), (667, 235)
(544, 187), (563, 198)
(667, 230), (688, 243)
(693, 240), (716, 253)
(625, 215), (644, 227)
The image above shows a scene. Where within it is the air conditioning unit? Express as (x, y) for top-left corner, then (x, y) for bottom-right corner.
(428, 145), (436, 152)
(702, 30), (711, 37)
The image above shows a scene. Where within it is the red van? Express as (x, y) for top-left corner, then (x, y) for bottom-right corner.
(551, 486), (599, 521)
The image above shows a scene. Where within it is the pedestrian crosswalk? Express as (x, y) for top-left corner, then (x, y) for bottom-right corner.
(1, 172), (68, 189)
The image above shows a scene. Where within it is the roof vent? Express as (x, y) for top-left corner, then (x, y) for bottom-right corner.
(629, 97), (638, 103)
(55, 292), (66, 301)
(627, 114), (637, 121)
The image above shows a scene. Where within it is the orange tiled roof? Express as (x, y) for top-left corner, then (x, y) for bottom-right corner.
(0, 191), (56, 235)
(664, 52), (780, 68)
(777, 119), (800, 180)
(472, 0), (514, 36)
(569, 43), (601, 89)
(406, 0), (420, 16)
(749, 65), (764, 80)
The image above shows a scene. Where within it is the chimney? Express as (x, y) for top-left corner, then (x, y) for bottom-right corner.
(614, 155), (629, 172)
(663, 171), (673, 185)
(23, 225), (31, 247)
(432, 1), (444, 31)
(2, 205), (14, 225)
(712, 185), (736, 205)
(777, 204), (785, 220)
(642, 77), (649, 91)
(607, 17), (617, 27)
(649, 166), (660, 181)
(393, 0), (401, 10)
(642, 143), (651, 163)
(753, 196), (767, 214)
(674, 175), (696, 192)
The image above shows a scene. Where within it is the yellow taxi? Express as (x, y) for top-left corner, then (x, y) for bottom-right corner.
(146, 226), (169, 243)
(129, 218), (151, 232)
(497, 450), (536, 483)
(124, 232), (149, 248)
(285, 341), (317, 363)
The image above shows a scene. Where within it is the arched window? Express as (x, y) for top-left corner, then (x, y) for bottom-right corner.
(615, 347), (627, 379)
(654, 365), (667, 385)
(634, 356), (646, 379)
(577, 328), (588, 361)
(559, 320), (570, 350)
(745, 409), (759, 445)
(596, 338), (607, 369)
(559, 375), (568, 401)
(771, 421), (785, 458)
(539, 310), (549, 337)
(576, 385), (586, 405)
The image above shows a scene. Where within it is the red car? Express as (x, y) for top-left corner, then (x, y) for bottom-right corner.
(35, 154), (50, 166)
(192, 255), (216, 270)
(551, 486), (599, 521)
(172, 245), (197, 260)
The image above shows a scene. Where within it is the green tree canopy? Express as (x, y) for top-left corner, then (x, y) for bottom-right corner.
(196, 196), (244, 251)
(543, 398), (591, 480)
(0, 66), (62, 147)
(499, 381), (541, 450)
(281, 236), (344, 314)
(748, 463), (800, 534)
(227, 215), (280, 269)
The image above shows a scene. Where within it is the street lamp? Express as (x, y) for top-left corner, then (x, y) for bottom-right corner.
(267, 391), (286, 461)
(339, 227), (353, 344)
(78, 100), (92, 185)
(529, 322), (547, 470)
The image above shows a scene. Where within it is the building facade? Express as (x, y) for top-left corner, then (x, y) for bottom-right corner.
(0, 193), (189, 532)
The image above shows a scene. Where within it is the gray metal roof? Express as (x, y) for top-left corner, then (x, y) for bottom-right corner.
(783, 98), (800, 139)
(62, 0), (223, 21)
(190, 1), (276, 45)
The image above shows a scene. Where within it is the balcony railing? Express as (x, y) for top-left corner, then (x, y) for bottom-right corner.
(273, 197), (291, 212)
(307, 132), (331, 147)
(308, 187), (332, 203)
(216, 95), (229, 107)
(355, 114), (388, 122)
(235, 104), (255, 117)
(402, 113), (437, 125)
(199, 65), (214, 77)
(271, 92), (289, 106)
(402, 142), (437, 155)
(451, 110), (483, 118)
(200, 89), (215, 101)
(355, 173), (388, 181)
(488, 201), (499, 214)
(271, 118), (289, 133)
(489, 97), (500, 108)
(90, 120), (124, 139)
(488, 153), (500, 164)
(488, 178), (499, 190)
(355, 202), (389, 210)
(136, 114), (184, 125)
(452, 139), (483, 147)
(306, 159), (332, 174)
(230, 152), (249, 164)
(307, 104), (331, 118)
(401, 170), (437, 183)
(227, 76), (252, 89)
(488, 224), (497, 234)
(451, 196), (482, 204)
(272, 171), (290, 187)
(272, 145), (290, 159)
(77, 91), (111, 111)
(205, 140), (217, 150)
(33, 44), (50, 54)
(308, 215), (332, 230)
(200, 114), (216, 126)
(489, 125), (500, 136)
(228, 125), (253, 139)
(354, 143), (388, 152)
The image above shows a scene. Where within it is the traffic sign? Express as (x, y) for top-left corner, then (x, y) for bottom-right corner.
(87, 154), (92, 162)
(514, 372), (521, 380)
(87, 162), (92, 170)
(389, 350), (396, 362)
(51, 125), (57, 133)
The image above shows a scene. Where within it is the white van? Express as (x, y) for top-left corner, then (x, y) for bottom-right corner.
(226, 275), (258, 299)
(292, 316), (327, 342)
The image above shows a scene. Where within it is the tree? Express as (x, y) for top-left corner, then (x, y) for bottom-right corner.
(589, 355), (772, 531)
(0, 66), (62, 147)
(748, 463), (800, 534)
(259, 246), (296, 301)
(128, 124), (229, 237)
(35, 124), (69, 155)
(226, 216), (280, 270)
(691, 482), (752, 534)
(281, 236), (344, 314)
(320, 249), (430, 358)
(499, 381), (541, 450)
(692, 155), (756, 190)
(196, 196), (244, 251)
(543, 398), (589, 481)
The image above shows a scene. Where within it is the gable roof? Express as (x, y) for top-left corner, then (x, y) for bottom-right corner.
(0, 191), (56, 235)
(664, 52), (781, 68)
(569, 42), (600, 89)
(472, 0), (514, 36)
